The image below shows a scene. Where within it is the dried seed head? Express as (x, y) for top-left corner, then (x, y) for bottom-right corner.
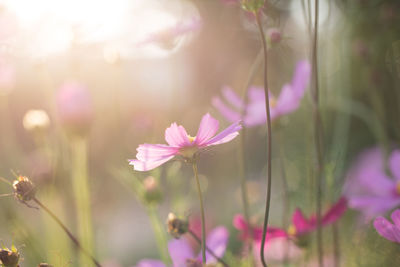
(13, 176), (36, 202)
(0, 246), (20, 267)
(167, 213), (189, 239)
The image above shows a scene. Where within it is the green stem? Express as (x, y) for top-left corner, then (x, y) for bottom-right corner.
(332, 223), (340, 267)
(71, 137), (95, 267)
(192, 162), (206, 264)
(311, 0), (324, 266)
(255, 11), (273, 267)
(33, 198), (102, 267)
(147, 205), (170, 263)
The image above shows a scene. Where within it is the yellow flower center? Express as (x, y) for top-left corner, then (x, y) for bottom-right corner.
(187, 135), (196, 143)
(287, 224), (297, 236)
(270, 97), (277, 108)
(396, 182), (400, 195)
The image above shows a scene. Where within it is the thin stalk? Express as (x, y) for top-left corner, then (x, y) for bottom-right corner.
(192, 162), (206, 263)
(255, 11), (273, 267)
(147, 205), (170, 263)
(332, 223), (340, 267)
(33, 197), (102, 267)
(188, 230), (229, 267)
(71, 137), (95, 267)
(311, 0), (324, 266)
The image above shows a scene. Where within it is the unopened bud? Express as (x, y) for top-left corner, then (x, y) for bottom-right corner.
(267, 28), (281, 44)
(143, 176), (162, 204)
(167, 213), (189, 239)
(0, 246), (20, 267)
(13, 176), (36, 202)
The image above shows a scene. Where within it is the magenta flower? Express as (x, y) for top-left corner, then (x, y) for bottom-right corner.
(135, 227), (229, 267)
(56, 81), (93, 134)
(374, 209), (400, 243)
(212, 60), (311, 127)
(129, 113), (242, 171)
(344, 147), (400, 220)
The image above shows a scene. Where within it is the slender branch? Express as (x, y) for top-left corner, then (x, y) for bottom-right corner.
(311, 0), (324, 266)
(255, 11), (273, 267)
(192, 162), (206, 263)
(188, 230), (229, 267)
(33, 198), (102, 267)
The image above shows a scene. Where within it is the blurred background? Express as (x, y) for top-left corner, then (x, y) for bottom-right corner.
(0, 0), (399, 266)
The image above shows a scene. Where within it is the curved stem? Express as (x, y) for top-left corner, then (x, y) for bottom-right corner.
(255, 11), (273, 267)
(192, 162), (206, 264)
(147, 205), (170, 263)
(311, 0), (324, 266)
(33, 198), (102, 267)
(188, 230), (229, 267)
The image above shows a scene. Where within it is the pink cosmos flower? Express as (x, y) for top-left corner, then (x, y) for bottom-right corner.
(344, 147), (400, 220)
(374, 209), (400, 243)
(129, 113), (242, 171)
(212, 60), (311, 127)
(135, 227), (229, 267)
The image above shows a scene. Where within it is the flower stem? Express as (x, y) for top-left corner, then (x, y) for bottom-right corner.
(332, 223), (340, 267)
(33, 197), (102, 267)
(192, 162), (206, 264)
(188, 229), (229, 267)
(71, 137), (95, 267)
(147, 205), (170, 263)
(311, 0), (324, 266)
(255, 11), (273, 267)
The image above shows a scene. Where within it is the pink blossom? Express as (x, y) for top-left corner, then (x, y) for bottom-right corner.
(212, 60), (311, 127)
(344, 147), (400, 220)
(56, 81), (93, 134)
(129, 113), (242, 171)
(135, 227), (229, 267)
(374, 209), (400, 243)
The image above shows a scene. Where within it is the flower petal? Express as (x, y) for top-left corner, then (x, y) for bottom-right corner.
(168, 239), (194, 267)
(212, 96), (241, 123)
(194, 113), (219, 146)
(322, 197), (347, 226)
(374, 216), (400, 243)
(348, 196), (400, 220)
(129, 155), (175, 171)
(222, 86), (244, 109)
(233, 214), (248, 230)
(291, 60), (311, 98)
(292, 209), (311, 233)
(135, 259), (166, 267)
(389, 150), (400, 181)
(135, 144), (178, 161)
(203, 121), (242, 146)
(391, 209), (400, 228)
(203, 226), (229, 263)
(275, 84), (300, 116)
(165, 123), (190, 147)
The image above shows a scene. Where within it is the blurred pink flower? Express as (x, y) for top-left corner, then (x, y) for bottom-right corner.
(56, 81), (93, 134)
(374, 209), (400, 243)
(135, 226), (229, 267)
(129, 113), (241, 171)
(344, 147), (400, 220)
(212, 60), (311, 127)
(137, 17), (202, 48)
(0, 58), (16, 95)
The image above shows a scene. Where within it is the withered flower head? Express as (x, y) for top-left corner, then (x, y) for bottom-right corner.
(0, 246), (20, 267)
(13, 176), (36, 202)
(167, 212), (189, 239)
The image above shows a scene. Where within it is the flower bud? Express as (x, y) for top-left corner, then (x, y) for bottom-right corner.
(22, 109), (50, 132)
(143, 176), (163, 204)
(0, 246), (20, 267)
(267, 28), (281, 44)
(37, 264), (53, 267)
(167, 213), (189, 239)
(13, 176), (36, 202)
(56, 81), (93, 136)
